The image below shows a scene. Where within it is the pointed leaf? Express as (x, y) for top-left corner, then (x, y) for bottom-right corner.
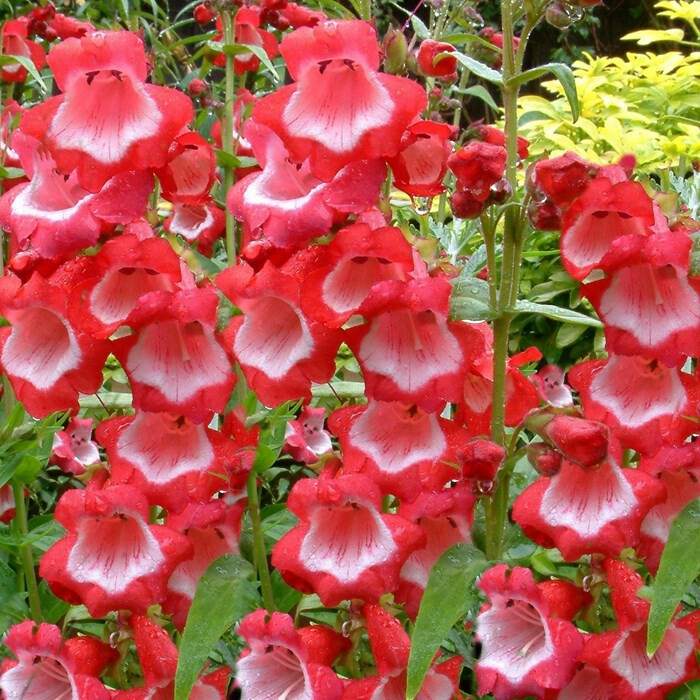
(457, 84), (499, 111)
(514, 299), (602, 327)
(647, 498), (700, 655)
(0, 55), (47, 91)
(406, 543), (487, 699)
(507, 63), (579, 122)
(410, 15), (430, 40)
(450, 277), (498, 321)
(175, 554), (260, 700)
(453, 51), (503, 85)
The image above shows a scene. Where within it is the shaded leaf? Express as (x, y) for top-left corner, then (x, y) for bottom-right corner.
(175, 554), (260, 700)
(514, 299), (602, 327)
(508, 63), (579, 122)
(406, 543), (487, 699)
(647, 498), (700, 655)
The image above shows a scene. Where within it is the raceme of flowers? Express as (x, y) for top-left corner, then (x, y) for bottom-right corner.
(0, 2), (698, 699)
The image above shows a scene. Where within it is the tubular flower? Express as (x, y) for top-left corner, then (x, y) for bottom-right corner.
(272, 473), (425, 606)
(252, 19), (426, 180)
(475, 564), (584, 699)
(0, 621), (114, 700)
(235, 610), (347, 699)
(40, 485), (193, 617)
(19, 30), (194, 191)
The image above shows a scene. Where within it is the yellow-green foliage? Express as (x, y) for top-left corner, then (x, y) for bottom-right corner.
(519, 1), (700, 172)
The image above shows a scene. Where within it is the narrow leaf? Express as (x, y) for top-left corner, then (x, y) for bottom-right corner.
(450, 278), (498, 322)
(406, 543), (486, 699)
(647, 498), (700, 655)
(174, 554), (260, 700)
(453, 51), (503, 85)
(514, 299), (602, 327)
(508, 63), (579, 122)
(410, 15), (430, 40)
(0, 55), (47, 91)
(457, 84), (499, 111)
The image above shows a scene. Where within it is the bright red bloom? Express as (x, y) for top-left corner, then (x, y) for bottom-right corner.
(387, 120), (455, 197)
(532, 152), (597, 208)
(512, 442), (665, 560)
(300, 223), (415, 327)
(233, 7), (279, 75)
(112, 615), (230, 699)
(448, 141), (507, 202)
(560, 177), (657, 280)
(96, 411), (237, 513)
(341, 604), (461, 698)
(155, 130), (216, 205)
(252, 19), (426, 180)
(69, 234), (183, 339)
(578, 560), (700, 699)
(538, 414), (610, 469)
(0, 621), (114, 700)
(476, 565), (583, 699)
(228, 122), (385, 249)
(272, 473), (425, 606)
(20, 30), (194, 191)
(329, 400), (470, 501)
(112, 286), (235, 423)
(163, 501), (244, 630)
(346, 276), (479, 412)
(395, 486), (475, 618)
(278, 2), (328, 28)
(218, 261), (342, 407)
(475, 124), (529, 160)
(416, 39), (457, 78)
(40, 485), (193, 617)
(0, 132), (153, 260)
(0, 272), (110, 418)
(569, 355), (699, 456)
(236, 610), (346, 699)
(164, 200), (226, 254)
(1, 20), (46, 83)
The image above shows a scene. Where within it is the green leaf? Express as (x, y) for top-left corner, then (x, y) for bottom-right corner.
(647, 498), (700, 656)
(0, 55), (47, 91)
(508, 63), (579, 122)
(450, 278), (498, 322)
(457, 84), (499, 111)
(406, 543), (487, 699)
(453, 51), (502, 85)
(410, 15), (430, 40)
(175, 554), (259, 700)
(212, 42), (280, 82)
(514, 299), (602, 327)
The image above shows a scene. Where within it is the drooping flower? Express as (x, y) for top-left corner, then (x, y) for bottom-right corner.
(0, 272), (110, 418)
(40, 485), (193, 617)
(236, 610), (347, 699)
(569, 355), (698, 456)
(578, 559), (700, 699)
(218, 261), (342, 406)
(448, 141), (507, 202)
(228, 122), (385, 249)
(96, 411), (236, 513)
(272, 473), (425, 606)
(341, 603), (461, 698)
(475, 564), (584, 699)
(112, 285), (235, 423)
(0, 133), (153, 260)
(512, 441), (666, 560)
(252, 19), (426, 180)
(20, 30), (194, 191)
(0, 621), (114, 700)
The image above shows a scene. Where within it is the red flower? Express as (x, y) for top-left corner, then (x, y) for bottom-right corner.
(416, 39), (457, 78)
(0, 621), (114, 700)
(236, 610), (346, 699)
(252, 19), (426, 180)
(20, 30), (193, 191)
(1, 19), (46, 83)
(272, 473), (425, 606)
(448, 141), (507, 202)
(40, 485), (193, 617)
(50, 417), (100, 476)
(475, 565), (584, 699)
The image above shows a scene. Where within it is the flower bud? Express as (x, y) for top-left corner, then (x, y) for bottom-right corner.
(541, 415), (609, 469)
(416, 39), (458, 78)
(194, 3), (215, 24)
(546, 2), (576, 29)
(382, 26), (408, 75)
(527, 442), (563, 477)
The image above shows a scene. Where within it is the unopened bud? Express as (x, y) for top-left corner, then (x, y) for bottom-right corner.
(382, 26), (408, 75)
(526, 443), (563, 477)
(546, 2), (576, 29)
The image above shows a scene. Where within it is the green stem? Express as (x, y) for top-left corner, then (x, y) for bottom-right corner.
(246, 469), (275, 612)
(12, 481), (42, 622)
(221, 8), (237, 265)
